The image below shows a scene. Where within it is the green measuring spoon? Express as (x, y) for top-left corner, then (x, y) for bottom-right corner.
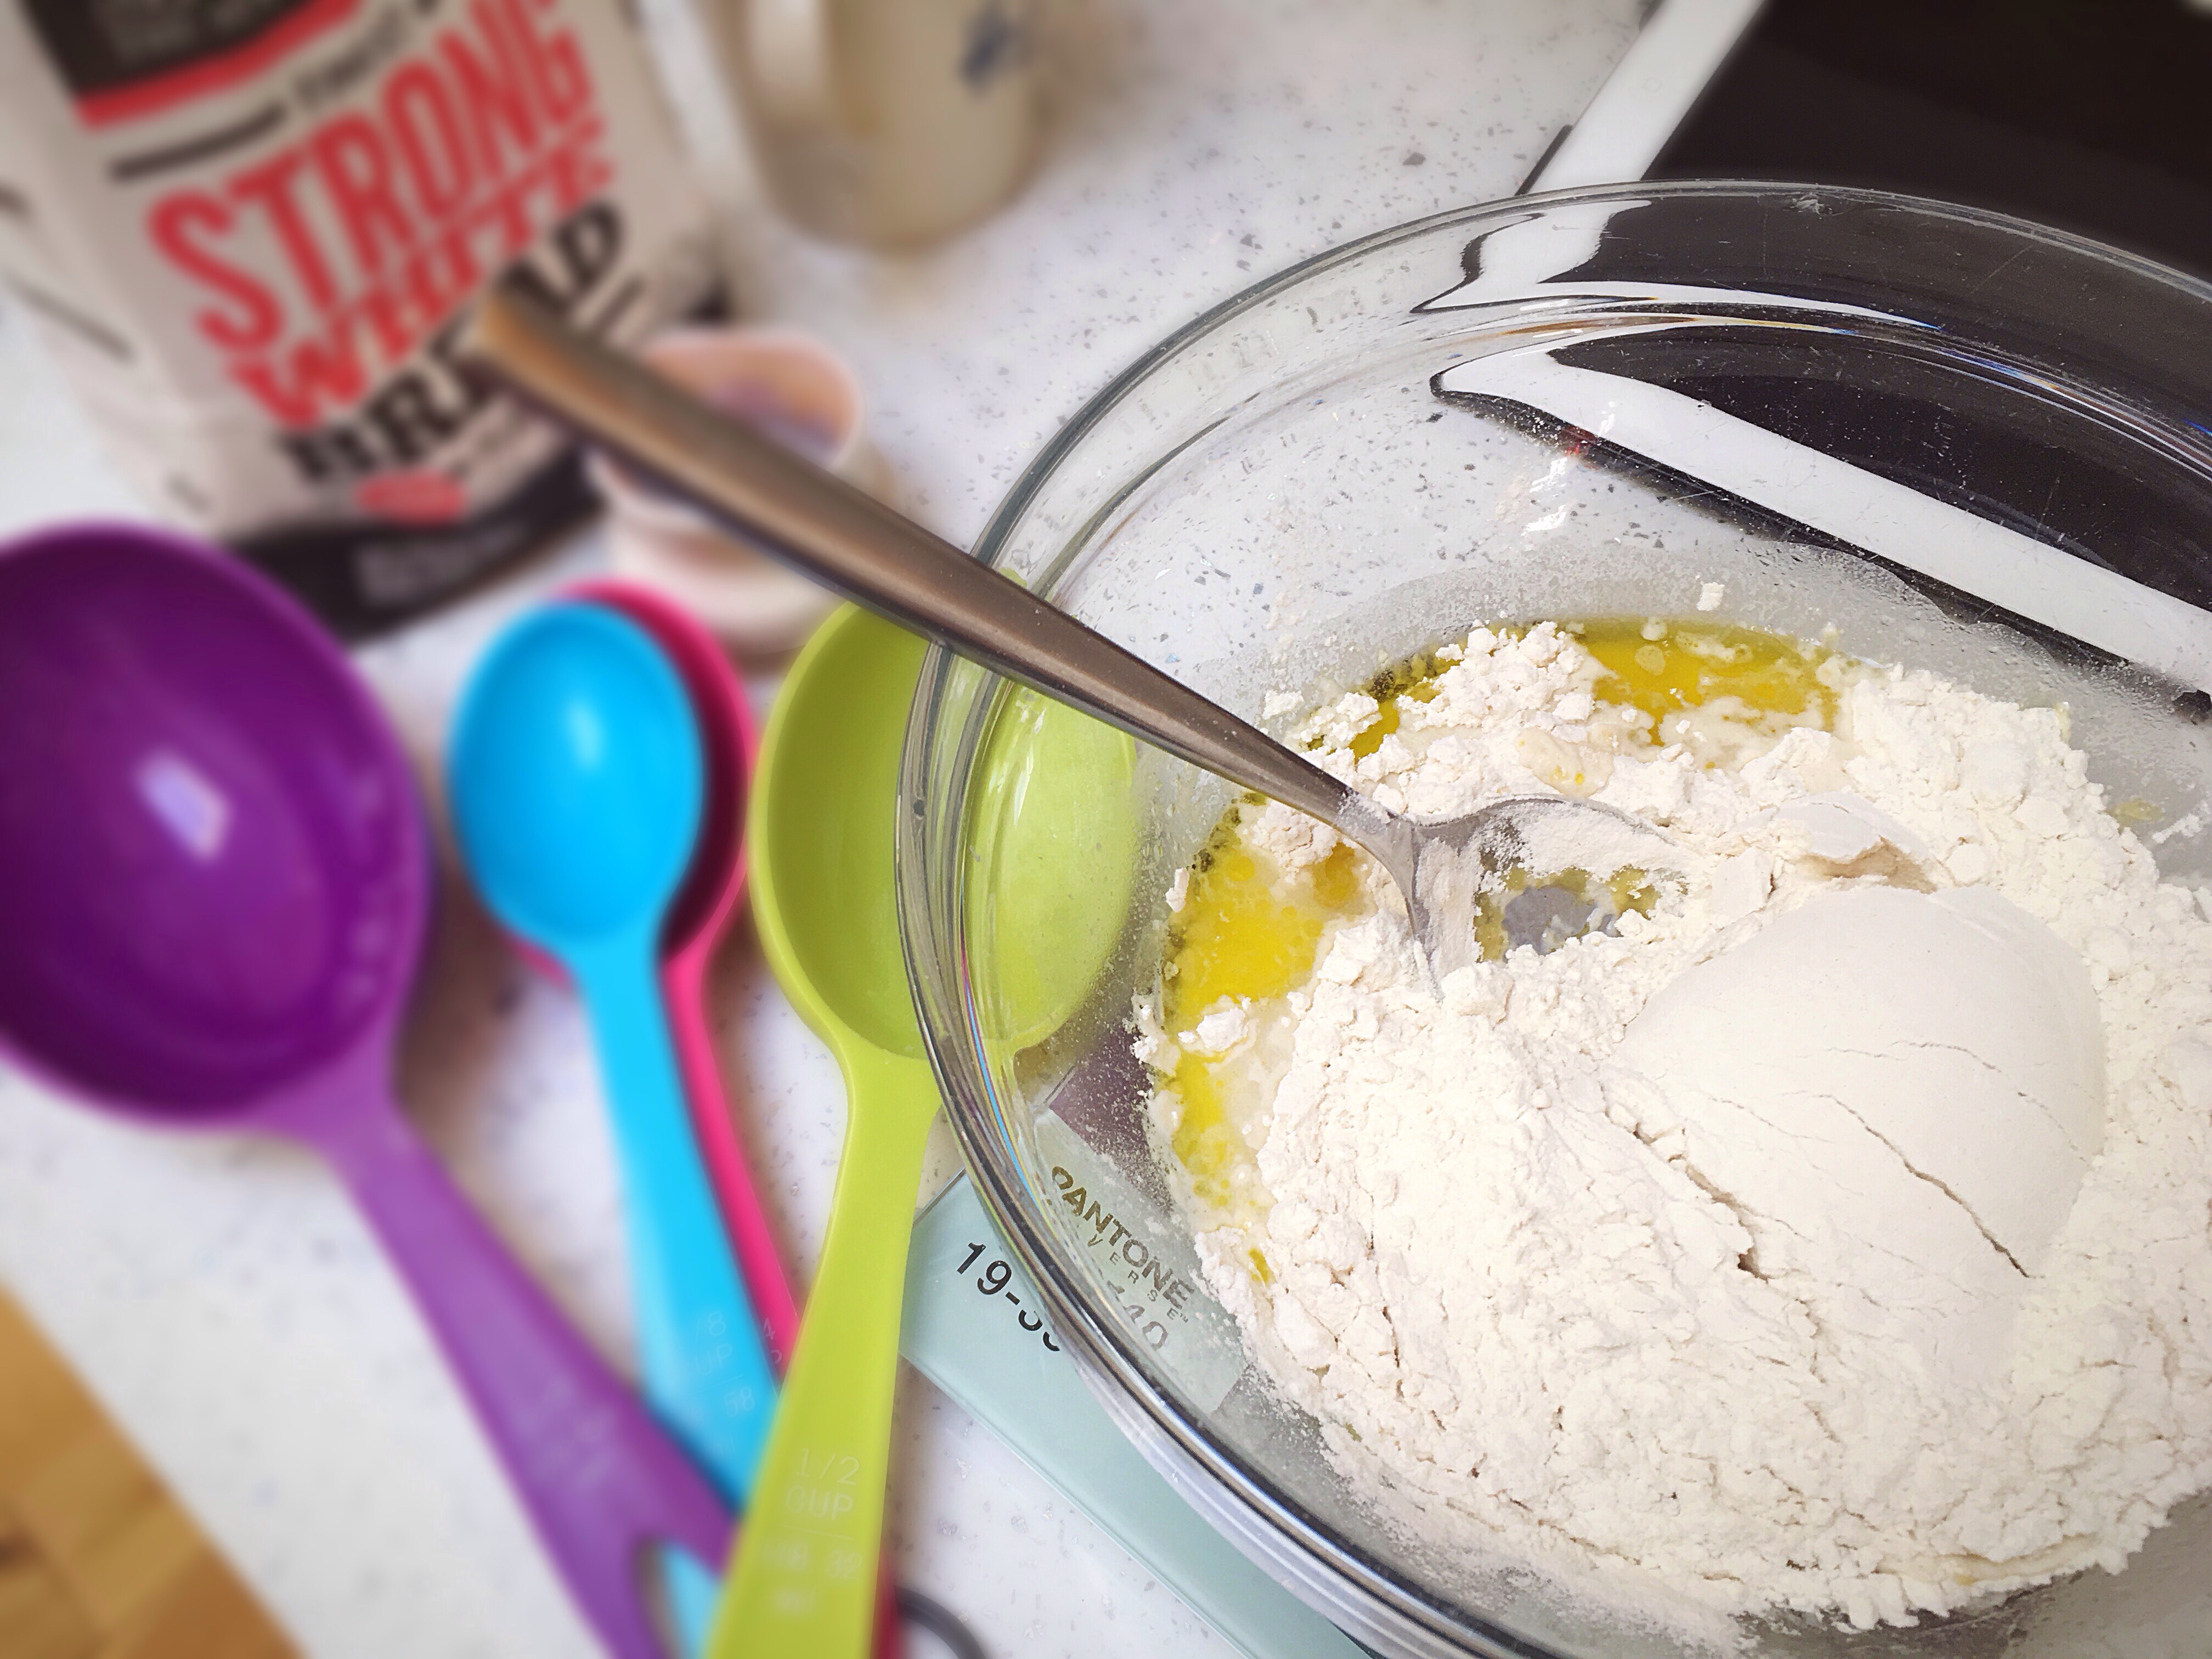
(719, 605), (1134, 1656)
(717, 607), (938, 1657)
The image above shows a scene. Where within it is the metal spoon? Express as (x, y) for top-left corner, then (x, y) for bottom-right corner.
(461, 288), (1675, 977)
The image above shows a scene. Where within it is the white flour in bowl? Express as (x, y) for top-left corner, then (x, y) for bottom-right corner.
(1144, 622), (2212, 1631)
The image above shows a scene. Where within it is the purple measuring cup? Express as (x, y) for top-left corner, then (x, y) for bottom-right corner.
(0, 523), (727, 1659)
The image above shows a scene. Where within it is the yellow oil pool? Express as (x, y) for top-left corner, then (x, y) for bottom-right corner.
(1575, 617), (1836, 729)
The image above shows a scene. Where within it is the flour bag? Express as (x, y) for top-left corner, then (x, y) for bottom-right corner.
(0, 0), (721, 631)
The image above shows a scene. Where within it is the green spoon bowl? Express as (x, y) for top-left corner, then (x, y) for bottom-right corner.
(754, 612), (934, 1063)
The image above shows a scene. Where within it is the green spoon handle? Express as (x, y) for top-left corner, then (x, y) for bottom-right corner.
(711, 1053), (937, 1658)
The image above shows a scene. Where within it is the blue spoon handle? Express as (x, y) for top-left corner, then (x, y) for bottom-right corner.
(574, 930), (778, 1645)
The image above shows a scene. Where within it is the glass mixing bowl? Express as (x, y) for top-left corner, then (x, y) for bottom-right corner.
(894, 184), (2212, 1658)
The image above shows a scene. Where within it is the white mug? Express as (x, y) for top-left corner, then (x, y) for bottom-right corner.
(716, 0), (1041, 247)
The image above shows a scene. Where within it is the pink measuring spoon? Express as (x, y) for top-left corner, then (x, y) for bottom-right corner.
(565, 580), (903, 1659)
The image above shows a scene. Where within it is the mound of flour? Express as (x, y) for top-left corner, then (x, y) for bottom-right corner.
(1155, 624), (2212, 1630)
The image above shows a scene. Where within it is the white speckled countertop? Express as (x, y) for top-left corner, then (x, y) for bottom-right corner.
(0, 3), (1637, 1654)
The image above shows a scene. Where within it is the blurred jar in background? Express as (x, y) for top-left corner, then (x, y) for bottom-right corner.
(713, 0), (1041, 247)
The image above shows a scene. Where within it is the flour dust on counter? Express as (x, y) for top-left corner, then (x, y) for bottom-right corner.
(1136, 614), (2212, 1635)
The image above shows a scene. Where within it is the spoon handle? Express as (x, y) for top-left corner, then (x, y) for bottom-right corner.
(573, 933), (783, 1640)
(462, 289), (1380, 857)
(316, 1091), (730, 1659)
(663, 957), (910, 1659)
(664, 958), (803, 1369)
(711, 1049), (940, 1659)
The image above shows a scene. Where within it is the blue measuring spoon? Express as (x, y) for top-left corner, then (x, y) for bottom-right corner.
(449, 602), (775, 1649)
